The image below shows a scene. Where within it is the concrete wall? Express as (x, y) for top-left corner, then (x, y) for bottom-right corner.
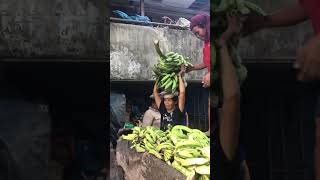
(110, 22), (206, 80)
(0, 0), (105, 59)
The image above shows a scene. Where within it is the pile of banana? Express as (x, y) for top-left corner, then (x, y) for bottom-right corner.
(122, 125), (210, 180)
(211, 0), (265, 102)
(152, 40), (192, 93)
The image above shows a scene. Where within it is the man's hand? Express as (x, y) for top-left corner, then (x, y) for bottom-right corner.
(219, 14), (244, 47)
(185, 65), (194, 73)
(202, 72), (210, 88)
(179, 65), (186, 76)
(295, 35), (320, 81)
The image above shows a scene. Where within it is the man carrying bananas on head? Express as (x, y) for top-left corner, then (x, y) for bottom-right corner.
(153, 66), (186, 131)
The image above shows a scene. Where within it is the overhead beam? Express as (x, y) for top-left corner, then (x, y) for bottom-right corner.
(140, 0), (145, 16)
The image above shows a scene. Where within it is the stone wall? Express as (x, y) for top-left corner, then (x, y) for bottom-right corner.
(0, 0), (105, 59)
(110, 22), (206, 80)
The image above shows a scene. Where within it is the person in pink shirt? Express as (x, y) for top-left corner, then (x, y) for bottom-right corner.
(243, 1), (320, 179)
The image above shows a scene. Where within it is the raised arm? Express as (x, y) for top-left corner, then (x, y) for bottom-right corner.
(153, 81), (161, 108)
(218, 15), (241, 160)
(178, 74), (186, 112)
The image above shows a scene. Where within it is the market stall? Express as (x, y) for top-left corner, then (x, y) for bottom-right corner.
(109, 0), (210, 179)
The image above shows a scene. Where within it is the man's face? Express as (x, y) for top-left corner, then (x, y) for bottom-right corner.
(192, 26), (206, 41)
(164, 98), (175, 111)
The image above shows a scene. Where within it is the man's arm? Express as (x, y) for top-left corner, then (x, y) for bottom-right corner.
(243, 3), (308, 35)
(264, 3), (308, 28)
(186, 63), (206, 72)
(153, 81), (161, 108)
(219, 43), (241, 160)
(218, 14), (241, 160)
(178, 74), (186, 112)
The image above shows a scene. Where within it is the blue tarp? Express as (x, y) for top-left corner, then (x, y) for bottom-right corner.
(113, 10), (151, 22)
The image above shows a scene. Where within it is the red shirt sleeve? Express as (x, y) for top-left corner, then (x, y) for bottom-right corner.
(203, 41), (210, 72)
(300, 0), (320, 34)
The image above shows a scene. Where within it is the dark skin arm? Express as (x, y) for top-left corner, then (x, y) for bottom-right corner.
(242, 3), (308, 35)
(186, 63), (206, 72)
(153, 81), (161, 109)
(218, 14), (241, 160)
(178, 75), (186, 112)
(178, 67), (186, 112)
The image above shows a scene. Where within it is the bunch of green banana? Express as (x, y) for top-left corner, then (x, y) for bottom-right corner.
(121, 125), (210, 180)
(152, 40), (192, 93)
(211, 0), (265, 105)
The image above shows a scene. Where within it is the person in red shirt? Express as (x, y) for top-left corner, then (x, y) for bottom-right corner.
(243, 1), (320, 179)
(187, 13), (211, 135)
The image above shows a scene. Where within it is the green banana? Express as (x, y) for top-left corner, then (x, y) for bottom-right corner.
(171, 161), (195, 178)
(171, 78), (177, 92)
(195, 165), (210, 175)
(161, 78), (172, 88)
(200, 175), (210, 180)
(144, 138), (156, 151)
(170, 133), (179, 145)
(164, 149), (173, 161)
(199, 147), (210, 159)
(172, 125), (192, 133)
(122, 134), (137, 141)
(175, 156), (209, 166)
(161, 74), (171, 83)
(164, 80), (173, 90)
(156, 143), (174, 152)
(148, 148), (163, 159)
(135, 145), (146, 153)
(176, 149), (194, 158)
(175, 140), (202, 149)
(145, 133), (155, 144)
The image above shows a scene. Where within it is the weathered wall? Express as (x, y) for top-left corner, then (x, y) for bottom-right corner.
(0, 0), (105, 59)
(239, 0), (314, 60)
(110, 23), (206, 80)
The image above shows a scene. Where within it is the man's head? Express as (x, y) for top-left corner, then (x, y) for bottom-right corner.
(163, 93), (178, 111)
(190, 13), (210, 42)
